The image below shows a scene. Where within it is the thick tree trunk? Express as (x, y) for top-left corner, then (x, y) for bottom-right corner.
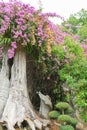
(0, 51), (9, 118)
(0, 50), (50, 130)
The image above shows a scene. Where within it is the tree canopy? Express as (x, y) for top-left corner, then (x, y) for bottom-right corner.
(0, 0), (64, 59)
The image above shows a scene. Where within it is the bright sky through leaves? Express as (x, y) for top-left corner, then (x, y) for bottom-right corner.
(21, 0), (87, 24)
(1, 0), (87, 24)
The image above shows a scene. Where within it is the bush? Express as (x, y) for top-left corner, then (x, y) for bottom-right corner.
(58, 115), (72, 123)
(48, 110), (60, 119)
(55, 102), (70, 111)
(59, 125), (74, 130)
(69, 117), (78, 126)
(58, 114), (78, 126)
(65, 107), (74, 114)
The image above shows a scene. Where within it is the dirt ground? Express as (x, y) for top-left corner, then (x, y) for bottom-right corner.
(49, 124), (59, 130)
(49, 120), (60, 130)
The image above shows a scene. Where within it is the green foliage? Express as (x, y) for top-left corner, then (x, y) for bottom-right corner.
(58, 115), (78, 126)
(58, 115), (72, 123)
(78, 25), (87, 42)
(53, 25), (87, 123)
(59, 125), (74, 130)
(59, 56), (87, 116)
(77, 9), (87, 25)
(54, 34), (87, 122)
(48, 110), (60, 119)
(62, 9), (87, 34)
(51, 34), (87, 123)
(69, 118), (78, 126)
(80, 111), (87, 122)
(64, 36), (83, 56)
(49, 9), (87, 123)
(55, 102), (70, 110)
(52, 45), (66, 61)
(65, 107), (74, 114)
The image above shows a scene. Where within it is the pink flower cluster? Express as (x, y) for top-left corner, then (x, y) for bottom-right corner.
(8, 42), (17, 58)
(81, 43), (87, 53)
(43, 12), (65, 21)
(63, 32), (71, 37)
(73, 35), (79, 42)
(0, 0), (64, 58)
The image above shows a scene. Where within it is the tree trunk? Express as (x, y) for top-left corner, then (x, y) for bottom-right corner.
(0, 51), (9, 118)
(0, 49), (50, 130)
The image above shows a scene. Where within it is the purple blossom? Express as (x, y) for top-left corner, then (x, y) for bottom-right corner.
(63, 32), (71, 37)
(13, 31), (22, 38)
(43, 12), (65, 21)
(0, 0), (64, 59)
(81, 43), (87, 49)
(8, 48), (14, 58)
(73, 35), (79, 41)
(81, 43), (87, 54)
(37, 24), (43, 36)
(4, 15), (10, 22)
(20, 26), (26, 31)
(11, 42), (17, 49)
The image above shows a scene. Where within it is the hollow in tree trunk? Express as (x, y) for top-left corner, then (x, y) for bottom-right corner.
(0, 49), (50, 130)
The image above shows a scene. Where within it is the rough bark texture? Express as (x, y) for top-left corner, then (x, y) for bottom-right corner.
(0, 51), (9, 118)
(38, 92), (52, 119)
(0, 50), (50, 130)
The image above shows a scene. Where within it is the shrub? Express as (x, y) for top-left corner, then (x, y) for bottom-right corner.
(58, 115), (72, 123)
(69, 117), (78, 126)
(58, 114), (78, 126)
(65, 107), (74, 114)
(55, 102), (71, 114)
(59, 125), (74, 130)
(48, 110), (60, 119)
(55, 102), (70, 110)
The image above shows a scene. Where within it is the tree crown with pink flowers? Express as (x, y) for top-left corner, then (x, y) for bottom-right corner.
(0, 0), (64, 58)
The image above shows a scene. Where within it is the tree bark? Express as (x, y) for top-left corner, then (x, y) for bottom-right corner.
(0, 50), (50, 130)
(37, 91), (52, 119)
(0, 51), (9, 118)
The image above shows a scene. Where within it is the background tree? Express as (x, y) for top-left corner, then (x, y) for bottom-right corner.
(60, 9), (87, 122)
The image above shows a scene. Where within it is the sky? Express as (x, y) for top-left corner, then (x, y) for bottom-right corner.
(1, 0), (87, 24)
(22, 0), (87, 16)
(21, 0), (87, 24)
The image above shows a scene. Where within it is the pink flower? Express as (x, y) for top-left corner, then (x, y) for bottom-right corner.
(11, 42), (17, 49)
(8, 49), (14, 58)
(73, 35), (79, 41)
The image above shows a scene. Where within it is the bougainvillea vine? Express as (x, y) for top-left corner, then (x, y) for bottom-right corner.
(0, 0), (64, 58)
